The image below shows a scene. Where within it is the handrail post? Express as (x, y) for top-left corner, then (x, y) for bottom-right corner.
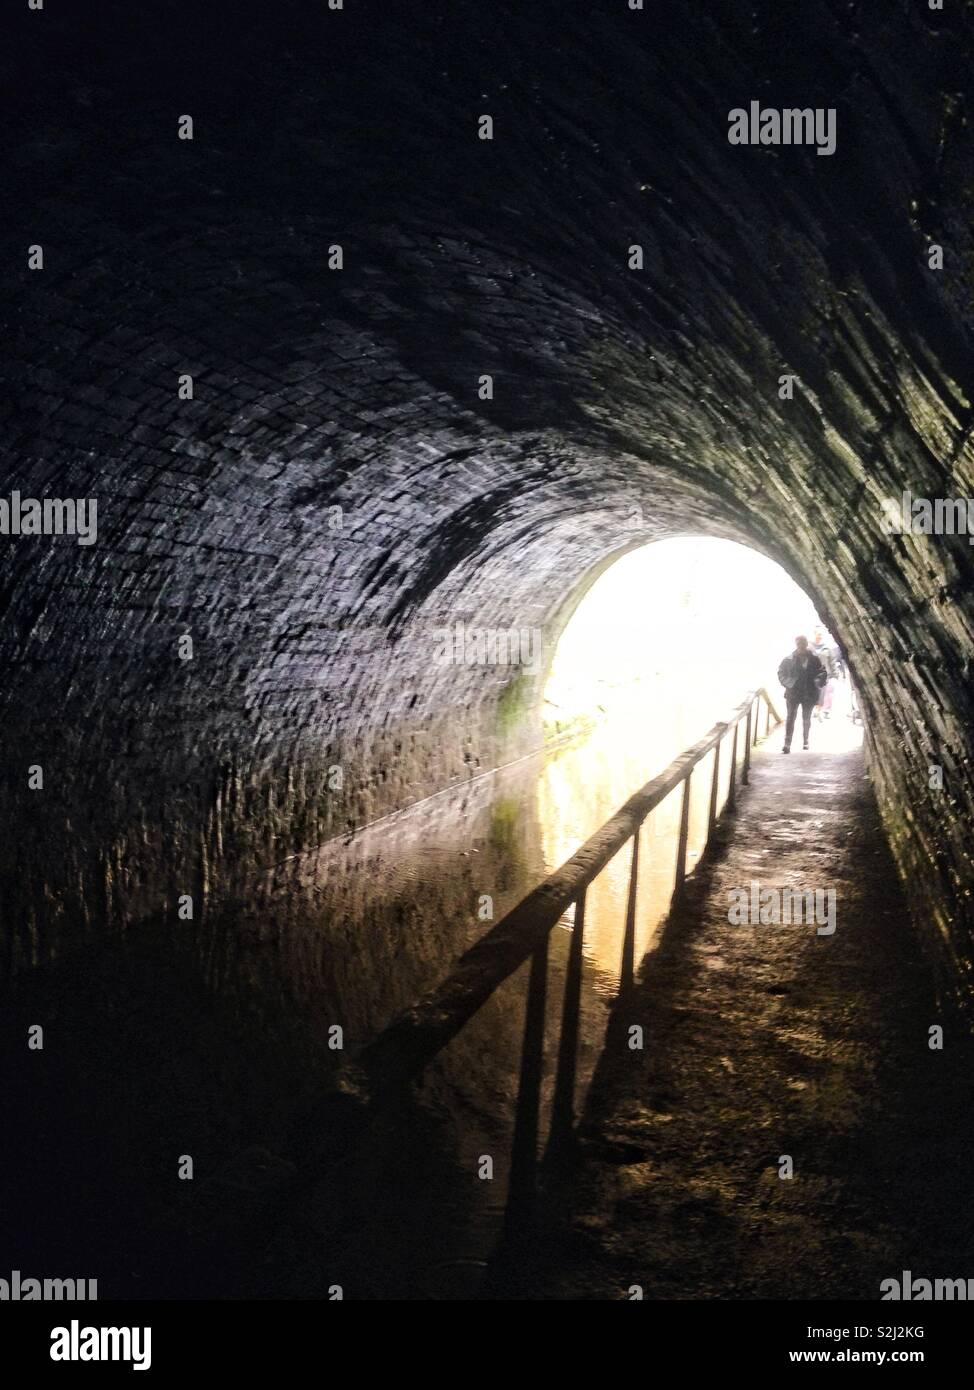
(619, 829), (640, 994)
(742, 705), (752, 785)
(506, 934), (549, 1231)
(707, 738), (721, 835)
(752, 697), (759, 746)
(726, 720), (739, 811)
(546, 890), (586, 1160)
(674, 770), (691, 892)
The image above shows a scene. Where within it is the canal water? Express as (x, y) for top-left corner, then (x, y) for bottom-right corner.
(1, 668), (861, 1299)
(225, 674), (860, 1296)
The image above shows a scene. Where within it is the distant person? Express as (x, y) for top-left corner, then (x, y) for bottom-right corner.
(849, 679), (863, 726)
(777, 635), (827, 753)
(810, 628), (837, 721)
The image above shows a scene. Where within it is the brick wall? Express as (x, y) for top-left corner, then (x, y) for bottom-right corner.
(2, 0), (973, 1002)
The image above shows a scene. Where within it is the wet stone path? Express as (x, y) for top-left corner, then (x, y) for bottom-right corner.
(505, 744), (974, 1300)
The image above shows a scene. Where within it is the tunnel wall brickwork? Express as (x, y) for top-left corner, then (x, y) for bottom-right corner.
(2, 0), (974, 1007)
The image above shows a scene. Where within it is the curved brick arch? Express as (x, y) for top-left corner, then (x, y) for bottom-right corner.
(2, 0), (973, 1003)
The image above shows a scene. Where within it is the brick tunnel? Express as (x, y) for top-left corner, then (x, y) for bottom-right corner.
(2, 0), (974, 1307)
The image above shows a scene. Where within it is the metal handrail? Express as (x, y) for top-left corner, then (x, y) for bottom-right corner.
(359, 686), (782, 1095)
(175, 688), (783, 1273)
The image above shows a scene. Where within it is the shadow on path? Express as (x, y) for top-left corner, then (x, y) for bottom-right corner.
(494, 745), (974, 1299)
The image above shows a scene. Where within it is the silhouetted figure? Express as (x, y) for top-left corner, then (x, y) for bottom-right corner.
(850, 680), (863, 725)
(810, 628), (837, 721)
(778, 635), (827, 753)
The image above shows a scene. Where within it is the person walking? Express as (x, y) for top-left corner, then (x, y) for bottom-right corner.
(777, 635), (827, 753)
(810, 628), (837, 721)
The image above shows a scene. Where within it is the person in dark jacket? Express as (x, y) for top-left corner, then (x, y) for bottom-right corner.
(777, 635), (827, 753)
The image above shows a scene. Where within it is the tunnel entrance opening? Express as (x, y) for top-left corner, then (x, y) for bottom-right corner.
(544, 535), (862, 757)
(345, 538), (906, 1299)
(520, 535), (864, 996)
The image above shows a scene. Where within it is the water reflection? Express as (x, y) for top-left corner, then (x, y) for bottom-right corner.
(376, 680), (861, 1292)
(3, 672), (862, 1298)
(198, 677), (859, 1292)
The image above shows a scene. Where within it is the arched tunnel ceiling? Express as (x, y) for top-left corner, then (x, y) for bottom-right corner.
(2, 1), (974, 995)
